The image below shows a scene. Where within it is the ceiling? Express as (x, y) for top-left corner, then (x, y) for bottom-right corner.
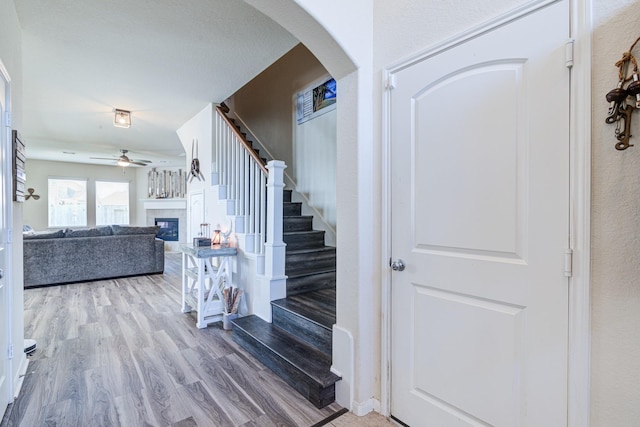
(13, 0), (298, 167)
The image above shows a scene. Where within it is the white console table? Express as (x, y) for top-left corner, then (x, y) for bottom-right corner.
(179, 244), (237, 328)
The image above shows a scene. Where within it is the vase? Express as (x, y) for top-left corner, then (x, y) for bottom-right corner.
(222, 312), (238, 330)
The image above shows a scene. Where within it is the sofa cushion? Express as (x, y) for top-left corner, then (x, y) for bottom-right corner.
(64, 227), (113, 238)
(23, 229), (65, 240)
(111, 225), (160, 236)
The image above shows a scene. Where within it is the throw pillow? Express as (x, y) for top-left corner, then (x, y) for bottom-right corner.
(111, 225), (160, 236)
(23, 229), (65, 240)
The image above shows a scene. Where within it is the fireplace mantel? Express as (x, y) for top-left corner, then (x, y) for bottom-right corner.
(143, 198), (187, 210)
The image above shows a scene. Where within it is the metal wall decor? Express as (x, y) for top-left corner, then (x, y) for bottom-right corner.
(189, 139), (204, 182)
(12, 130), (26, 202)
(25, 188), (40, 200)
(606, 36), (640, 150)
(147, 168), (187, 199)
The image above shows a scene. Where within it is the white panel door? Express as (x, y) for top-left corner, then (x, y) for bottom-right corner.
(390, 2), (570, 426)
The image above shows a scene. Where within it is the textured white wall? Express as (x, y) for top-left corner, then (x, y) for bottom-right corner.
(373, 0), (524, 70)
(176, 103), (213, 242)
(294, 106), (337, 230)
(591, 1), (640, 424)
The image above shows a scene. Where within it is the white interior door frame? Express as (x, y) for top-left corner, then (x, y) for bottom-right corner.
(0, 57), (13, 409)
(379, 0), (592, 424)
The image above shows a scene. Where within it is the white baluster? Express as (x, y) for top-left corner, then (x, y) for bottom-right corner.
(260, 172), (266, 255)
(253, 163), (260, 254)
(249, 162), (255, 248)
(235, 140), (240, 214)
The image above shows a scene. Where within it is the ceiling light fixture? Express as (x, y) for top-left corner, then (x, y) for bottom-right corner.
(113, 109), (131, 128)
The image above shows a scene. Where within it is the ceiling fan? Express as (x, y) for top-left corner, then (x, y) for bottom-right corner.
(90, 149), (152, 167)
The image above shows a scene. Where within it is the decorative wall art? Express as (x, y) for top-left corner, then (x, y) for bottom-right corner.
(296, 77), (337, 124)
(147, 168), (187, 199)
(12, 130), (26, 202)
(605, 35), (640, 150)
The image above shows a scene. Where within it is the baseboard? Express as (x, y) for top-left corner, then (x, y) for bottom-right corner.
(332, 325), (353, 409)
(352, 398), (381, 416)
(13, 354), (29, 400)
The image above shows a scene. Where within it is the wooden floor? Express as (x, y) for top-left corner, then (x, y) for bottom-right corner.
(2, 253), (344, 427)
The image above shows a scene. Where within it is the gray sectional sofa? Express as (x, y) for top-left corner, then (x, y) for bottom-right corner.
(23, 225), (165, 288)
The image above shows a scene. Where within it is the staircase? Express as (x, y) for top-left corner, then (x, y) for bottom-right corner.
(213, 104), (339, 408)
(231, 188), (340, 408)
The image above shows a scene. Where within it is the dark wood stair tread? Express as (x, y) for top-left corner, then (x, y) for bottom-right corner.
(231, 315), (340, 387)
(272, 289), (336, 330)
(283, 216), (314, 232)
(286, 267), (336, 279)
(283, 215), (313, 220)
(284, 230), (325, 241)
(283, 231), (326, 250)
(286, 246), (335, 255)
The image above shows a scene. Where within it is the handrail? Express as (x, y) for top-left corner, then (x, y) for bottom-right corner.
(215, 106), (268, 176)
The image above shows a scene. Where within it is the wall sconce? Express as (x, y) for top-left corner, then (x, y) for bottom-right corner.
(212, 229), (222, 246)
(113, 109), (131, 128)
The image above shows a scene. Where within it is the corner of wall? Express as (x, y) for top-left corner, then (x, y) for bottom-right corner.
(332, 324), (354, 409)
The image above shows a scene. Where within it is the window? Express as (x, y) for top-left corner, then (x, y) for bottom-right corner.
(48, 178), (87, 227)
(96, 181), (129, 225)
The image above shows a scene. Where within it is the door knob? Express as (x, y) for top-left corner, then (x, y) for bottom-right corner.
(390, 259), (405, 271)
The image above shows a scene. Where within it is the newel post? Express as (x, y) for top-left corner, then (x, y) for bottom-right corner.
(255, 160), (287, 322)
(265, 160), (286, 277)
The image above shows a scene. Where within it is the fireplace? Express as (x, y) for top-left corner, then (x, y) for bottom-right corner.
(155, 218), (179, 242)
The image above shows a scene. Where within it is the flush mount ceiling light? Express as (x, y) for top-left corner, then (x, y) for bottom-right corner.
(113, 109), (131, 128)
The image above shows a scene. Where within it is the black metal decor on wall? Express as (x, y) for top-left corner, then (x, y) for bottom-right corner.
(606, 36), (640, 151)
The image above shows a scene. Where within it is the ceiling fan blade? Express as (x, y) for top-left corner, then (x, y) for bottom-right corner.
(90, 151), (152, 166)
(32, 195), (40, 200)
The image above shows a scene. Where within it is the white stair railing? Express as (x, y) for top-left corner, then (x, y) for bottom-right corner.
(214, 106), (282, 275)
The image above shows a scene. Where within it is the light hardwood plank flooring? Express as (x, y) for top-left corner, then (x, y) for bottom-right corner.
(2, 253), (350, 427)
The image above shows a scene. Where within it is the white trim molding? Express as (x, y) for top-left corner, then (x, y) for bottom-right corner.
(12, 356), (28, 400)
(0, 57), (14, 413)
(567, 0), (592, 425)
(332, 324), (354, 410)
(352, 398), (381, 417)
(142, 198), (187, 210)
(380, 0), (591, 424)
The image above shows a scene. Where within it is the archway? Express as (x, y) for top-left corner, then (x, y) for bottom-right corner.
(243, 0), (377, 415)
